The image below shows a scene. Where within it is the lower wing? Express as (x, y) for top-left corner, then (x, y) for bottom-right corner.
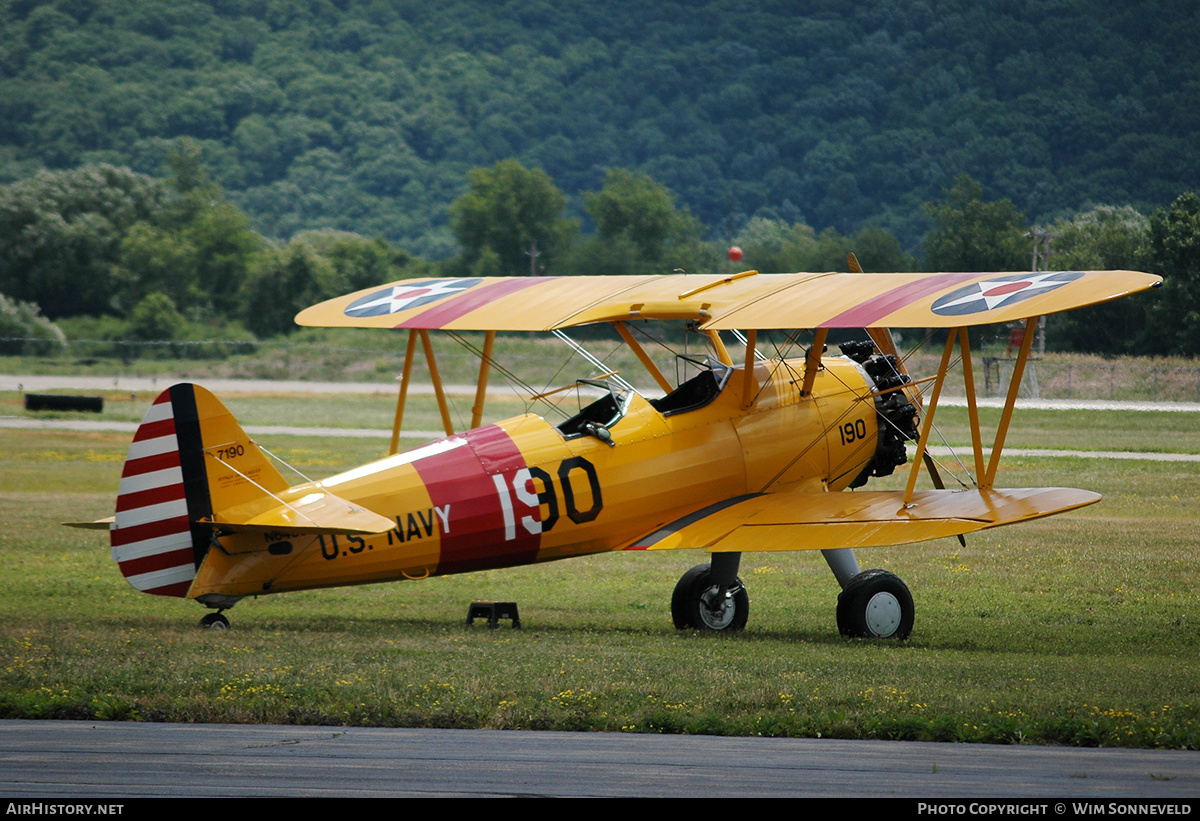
(627, 487), (1100, 553)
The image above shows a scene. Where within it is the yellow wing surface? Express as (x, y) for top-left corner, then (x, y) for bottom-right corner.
(629, 487), (1100, 553)
(296, 270), (1160, 332)
(293, 269), (1155, 558)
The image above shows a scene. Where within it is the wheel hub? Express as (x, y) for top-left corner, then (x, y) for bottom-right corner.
(864, 591), (902, 637)
(698, 586), (737, 630)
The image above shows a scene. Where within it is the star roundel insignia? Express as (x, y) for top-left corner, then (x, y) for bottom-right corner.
(343, 278), (482, 318)
(931, 271), (1085, 317)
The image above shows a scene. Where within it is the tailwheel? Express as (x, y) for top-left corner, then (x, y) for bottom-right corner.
(671, 563), (749, 632)
(200, 612), (230, 630)
(836, 569), (913, 640)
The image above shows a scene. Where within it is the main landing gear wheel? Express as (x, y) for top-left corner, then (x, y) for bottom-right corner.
(671, 564), (749, 632)
(200, 612), (230, 630)
(836, 569), (913, 640)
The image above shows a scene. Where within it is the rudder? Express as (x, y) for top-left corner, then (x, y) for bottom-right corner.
(110, 384), (288, 597)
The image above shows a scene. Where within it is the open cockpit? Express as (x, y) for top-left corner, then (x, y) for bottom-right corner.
(648, 355), (732, 417)
(555, 354), (733, 443)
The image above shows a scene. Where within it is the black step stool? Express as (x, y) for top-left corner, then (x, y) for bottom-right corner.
(466, 601), (520, 629)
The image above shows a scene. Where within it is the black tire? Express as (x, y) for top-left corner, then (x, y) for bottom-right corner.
(200, 612), (230, 630)
(671, 564), (749, 632)
(836, 569), (913, 639)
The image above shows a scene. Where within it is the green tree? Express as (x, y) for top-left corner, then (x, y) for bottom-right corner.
(565, 169), (705, 276)
(241, 244), (329, 338)
(185, 199), (262, 316)
(127, 291), (186, 343)
(1044, 206), (1153, 354)
(162, 140), (262, 315)
(780, 226), (852, 272)
(112, 221), (198, 314)
(584, 169), (701, 263)
(112, 141), (262, 317)
(1051, 206), (1150, 271)
(922, 174), (1028, 272)
(290, 230), (411, 295)
(0, 293), (65, 355)
(0, 165), (169, 318)
(732, 219), (912, 274)
(730, 217), (796, 272)
(1143, 193), (1200, 355)
(0, 145), (262, 324)
(448, 160), (576, 277)
(851, 225), (917, 273)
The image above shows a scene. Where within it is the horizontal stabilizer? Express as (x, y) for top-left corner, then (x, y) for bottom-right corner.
(629, 487), (1100, 553)
(205, 489), (395, 537)
(64, 516), (114, 531)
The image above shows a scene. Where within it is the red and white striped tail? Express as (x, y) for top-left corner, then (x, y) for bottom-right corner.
(110, 386), (208, 597)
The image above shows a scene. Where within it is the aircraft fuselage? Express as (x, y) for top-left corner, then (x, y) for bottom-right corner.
(189, 356), (881, 601)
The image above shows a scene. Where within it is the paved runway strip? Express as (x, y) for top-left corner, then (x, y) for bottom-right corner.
(2, 721), (1198, 798)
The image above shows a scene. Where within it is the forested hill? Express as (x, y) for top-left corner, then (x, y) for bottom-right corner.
(1, 0), (1197, 256)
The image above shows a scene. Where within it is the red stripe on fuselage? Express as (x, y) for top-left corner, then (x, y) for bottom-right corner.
(412, 425), (541, 575)
(395, 278), (556, 329)
(820, 273), (980, 327)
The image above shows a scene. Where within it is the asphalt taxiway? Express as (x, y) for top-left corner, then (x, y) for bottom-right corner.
(3, 721), (1198, 798)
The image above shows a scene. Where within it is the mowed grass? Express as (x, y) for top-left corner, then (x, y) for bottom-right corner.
(0, 402), (1197, 747)
(927, 406), (1200, 455)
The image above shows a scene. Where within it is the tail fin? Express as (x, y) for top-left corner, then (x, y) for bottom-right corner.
(110, 384), (288, 597)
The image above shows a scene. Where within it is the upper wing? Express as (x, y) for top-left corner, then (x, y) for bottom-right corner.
(295, 270), (1160, 332)
(626, 486), (1100, 553)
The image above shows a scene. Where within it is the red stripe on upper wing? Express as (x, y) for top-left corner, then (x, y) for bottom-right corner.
(819, 273), (980, 327)
(396, 278), (557, 329)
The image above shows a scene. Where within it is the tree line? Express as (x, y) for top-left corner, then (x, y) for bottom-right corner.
(1, 149), (1197, 356)
(1, 1), (1198, 258)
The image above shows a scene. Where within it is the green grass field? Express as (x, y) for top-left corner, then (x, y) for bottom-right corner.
(1, 393), (1197, 747)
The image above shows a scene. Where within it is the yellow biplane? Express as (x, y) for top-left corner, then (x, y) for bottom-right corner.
(82, 265), (1160, 637)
